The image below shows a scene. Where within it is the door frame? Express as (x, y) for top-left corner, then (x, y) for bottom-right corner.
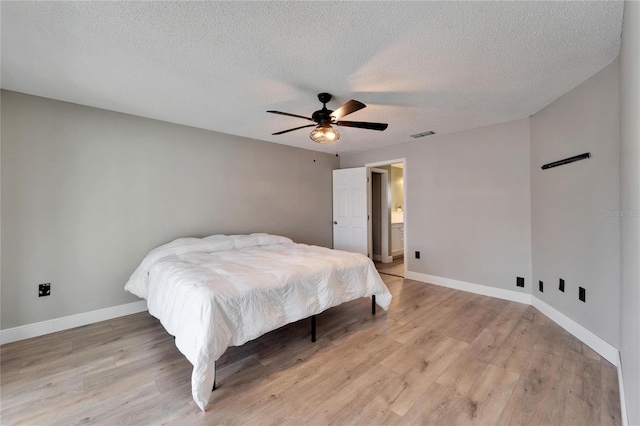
(366, 158), (406, 275)
(369, 167), (392, 263)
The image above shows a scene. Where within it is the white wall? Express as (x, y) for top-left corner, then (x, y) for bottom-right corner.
(619, 1), (640, 424)
(341, 119), (532, 293)
(1, 90), (339, 329)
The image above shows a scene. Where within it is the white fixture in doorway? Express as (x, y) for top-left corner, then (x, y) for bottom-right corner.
(366, 159), (407, 278)
(370, 168), (391, 263)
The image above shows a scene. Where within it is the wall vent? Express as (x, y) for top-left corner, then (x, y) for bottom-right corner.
(410, 131), (436, 138)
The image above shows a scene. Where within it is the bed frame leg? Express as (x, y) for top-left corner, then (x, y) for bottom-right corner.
(212, 364), (216, 391)
(311, 315), (316, 342)
(372, 295), (376, 315)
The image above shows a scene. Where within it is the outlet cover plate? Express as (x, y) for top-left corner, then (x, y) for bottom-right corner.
(39, 283), (51, 297)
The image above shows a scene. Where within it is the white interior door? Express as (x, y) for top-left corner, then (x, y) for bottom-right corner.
(333, 167), (368, 256)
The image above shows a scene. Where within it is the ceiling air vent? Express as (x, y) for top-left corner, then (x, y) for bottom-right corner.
(410, 131), (436, 138)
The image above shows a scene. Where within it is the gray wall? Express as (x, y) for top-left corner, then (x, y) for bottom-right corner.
(1, 90), (339, 329)
(342, 118), (532, 293)
(530, 61), (620, 348)
(619, 1), (640, 423)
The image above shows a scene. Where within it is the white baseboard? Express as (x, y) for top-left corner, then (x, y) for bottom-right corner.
(618, 352), (629, 426)
(0, 300), (148, 345)
(531, 296), (618, 365)
(404, 271), (532, 305)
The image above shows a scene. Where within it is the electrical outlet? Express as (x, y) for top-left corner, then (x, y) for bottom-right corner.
(38, 283), (51, 297)
(415, 251), (420, 259)
(516, 277), (525, 288)
(579, 287), (586, 302)
(559, 278), (565, 292)
(539, 280), (544, 292)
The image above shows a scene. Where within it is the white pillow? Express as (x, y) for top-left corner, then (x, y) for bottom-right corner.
(202, 234), (235, 252)
(256, 233), (294, 246)
(231, 233), (294, 249)
(231, 234), (261, 249)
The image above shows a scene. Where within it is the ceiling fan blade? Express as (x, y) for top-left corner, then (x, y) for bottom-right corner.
(266, 110), (314, 122)
(335, 120), (388, 131)
(330, 100), (366, 120)
(272, 124), (317, 135)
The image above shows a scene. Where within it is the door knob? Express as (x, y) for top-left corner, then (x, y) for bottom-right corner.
(333, 221), (338, 225)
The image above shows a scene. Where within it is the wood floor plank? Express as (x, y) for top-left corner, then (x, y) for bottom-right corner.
(490, 306), (547, 374)
(543, 349), (602, 426)
(195, 323), (400, 424)
(0, 275), (620, 425)
(435, 355), (488, 397)
(601, 356), (622, 426)
(387, 283), (458, 327)
(350, 395), (403, 426)
(400, 382), (467, 426)
(462, 363), (520, 424)
(386, 337), (468, 416)
(497, 347), (567, 425)
(445, 297), (507, 344)
(301, 369), (406, 425)
(49, 380), (163, 426)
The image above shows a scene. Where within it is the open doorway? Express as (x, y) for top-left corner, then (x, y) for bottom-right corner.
(368, 161), (405, 278)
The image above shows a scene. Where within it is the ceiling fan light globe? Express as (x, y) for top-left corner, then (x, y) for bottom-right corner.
(310, 125), (340, 144)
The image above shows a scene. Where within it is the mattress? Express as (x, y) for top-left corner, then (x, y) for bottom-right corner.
(125, 233), (392, 411)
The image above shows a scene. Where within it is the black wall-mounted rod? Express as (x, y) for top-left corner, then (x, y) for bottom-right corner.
(541, 153), (591, 170)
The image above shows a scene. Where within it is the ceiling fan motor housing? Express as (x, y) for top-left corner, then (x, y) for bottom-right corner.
(312, 109), (334, 125)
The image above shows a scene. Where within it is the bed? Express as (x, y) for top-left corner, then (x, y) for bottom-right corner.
(124, 233), (392, 411)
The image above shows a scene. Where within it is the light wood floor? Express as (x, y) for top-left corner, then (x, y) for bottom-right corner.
(1, 275), (620, 425)
(375, 256), (404, 278)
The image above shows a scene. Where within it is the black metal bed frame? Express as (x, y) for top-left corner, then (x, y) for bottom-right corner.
(212, 295), (378, 391)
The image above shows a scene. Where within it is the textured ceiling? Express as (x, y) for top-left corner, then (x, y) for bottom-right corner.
(1, 1), (623, 154)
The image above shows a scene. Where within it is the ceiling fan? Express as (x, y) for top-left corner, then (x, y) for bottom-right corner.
(267, 93), (388, 144)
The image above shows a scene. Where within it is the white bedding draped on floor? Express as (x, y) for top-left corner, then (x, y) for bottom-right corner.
(125, 234), (392, 411)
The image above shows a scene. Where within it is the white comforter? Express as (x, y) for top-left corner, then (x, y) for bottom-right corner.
(125, 234), (392, 411)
